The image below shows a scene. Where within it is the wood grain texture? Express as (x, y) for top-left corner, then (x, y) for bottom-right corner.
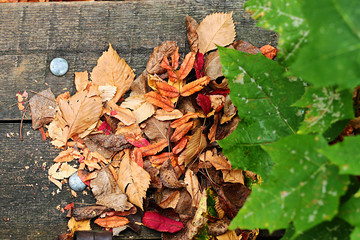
(0, 0), (277, 120)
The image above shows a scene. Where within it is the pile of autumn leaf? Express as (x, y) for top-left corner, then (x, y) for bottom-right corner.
(29, 13), (276, 239)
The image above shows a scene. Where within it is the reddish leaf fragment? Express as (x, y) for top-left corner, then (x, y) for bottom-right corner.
(171, 48), (180, 70)
(98, 121), (111, 135)
(145, 91), (175, 112)
(260, 45), (278, 59)
(172, 137), (188, 155)
(194, 52), (204, 79)
(94, 215), (129, 228)
(139, 139), (169, 157)
(206, 89), (230, 96)
(150, 152), (174, 166)
(170, 121), (193, 142)
(178, 52), (196, 81)
(105, 206), (137, 217)
(132, 148), (144, 168)
(170, 112), (198, 129)
(64, 202), (75, 211)
(125, 133), (150, 148)
(143, 211), (184, 233)
(196, 94), (212, 115)
(39, 127), (47, 141)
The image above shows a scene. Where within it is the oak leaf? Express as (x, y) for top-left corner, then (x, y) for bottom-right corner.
(94, 216), (129, 228)
(91, 43), (135, 103)
(118, 149), (151, 210)
(180, 76), (210, 97)
(154, 109), (183, 121)
(145, 91), (174, 112)
(170, 121), (193, 142)
(197, 12), (236, 54)
(184, 169), (201, 207)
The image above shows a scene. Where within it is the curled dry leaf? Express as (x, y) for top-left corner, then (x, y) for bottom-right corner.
(105, 100), (136, 126)
(186, 15), (199, 52)
(180, 76), (210, 97)
(233, 40), (260, 54)
(170, 112), (198, 128)
(187, 190), (208, 239)
(210, 94), (225, 112)
(146, 41), (178, 75)
(178, 127), (207, 166)
(159, 159), (185, 189)
(139, 138), (169, 157)
(221, 95), (237, 124)
(260, 44), (278, 59)
(172, 137), (188, 155)
(73, 205), (109, 221)
(208, 112), (220, 143)
(74, 71), (89, 92)
(143, 211), (184, 233)
(29, 88), (57, 130)
(158, 189), (181, 209)
(199, 149), (232, 170)
(145, 91), (174, 112)
(222, 169), (244, 184)
(184, 169), (201, 207)
(91, 43), (135, 103)
(94, 216), (129, 228)
(118, 150), (151, 210)
(154, 109), (183, 121)
(204, 50), (223, 81)
(197, 12), (236, 54)
(170, 121), (193, 142)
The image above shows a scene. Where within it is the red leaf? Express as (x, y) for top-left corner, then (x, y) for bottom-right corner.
(125, 133), (150, 148)
(98, 121), (111, 135)
(196, 94), (212, 115)
(206, 89), (230, 96)
(64, 202), (74, 210)
(110, 110), (117, 116)
(142, 211), (183, 233)
(194, 52), (204, 79)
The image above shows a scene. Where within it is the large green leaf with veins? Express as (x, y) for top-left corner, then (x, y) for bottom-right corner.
(245, 0), (309, 64)
(218, 47), (304, 179)
(291, 0), (360, 89)
(339, 191), (360, 227)
(293, 87), (354, 134)
(319, 136), (360, 175)
(229, 134), (349, 234)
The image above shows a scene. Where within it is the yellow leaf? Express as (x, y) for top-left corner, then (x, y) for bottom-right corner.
(117, 149), (151, 210)
(197, 12), (236, 54)
(91, 43), (135, 103)
(216, 230), (241, 240)
(58, 87), (102, 141)
(68, 217), (91, 235)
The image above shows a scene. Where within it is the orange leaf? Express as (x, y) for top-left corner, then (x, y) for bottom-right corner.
(180, 76), (210, 97)
(170, 121), (193, 142)
(172, 137), (188, 155)
(178, 52), (196, 81)
(106, 101), (136, 126)
(150, 152), (174, 166)
(145, 91), (175, 112)
(171, 48), (180, 70)
(208, 112), (220, 143)
(260, 45), (278, 59)
(170, 112), (198, 128)
(94, 216), (129, 228)
(161, 56), (178, 81)
(139, 139), (169, 157)
(132, 148), (144, 168)
(53, 148), (79, 163)
(156, 81), (179, 98)
(74, 71), (89, 92)
(154, 109), (183, 121)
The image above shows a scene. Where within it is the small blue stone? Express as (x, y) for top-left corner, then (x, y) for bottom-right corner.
(50, 58), (68, 76)
(69, 172), (87, 192)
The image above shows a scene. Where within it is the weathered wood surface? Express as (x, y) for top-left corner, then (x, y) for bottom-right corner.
(0, 0), (277, 120)
(0, 0), (277, 239)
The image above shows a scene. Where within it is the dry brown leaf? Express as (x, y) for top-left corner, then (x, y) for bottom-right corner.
(150, 152), (173, 166)
(222, 169), (244, 184)
(216, 230), (242, 240)
(53, 148), (80, 163)
(180, 76), (210, 97)
(56, 92), (70, 102)
(48, 175), (62, 189)
(118, 149), (151, 210)
(221, 95), (237, 124)
(130, 70), (148, 96)
(142, 117), (170, 142)
(56, 87), (102, 142)
(208, 113), (220, 143)
(170, 112), (198, 128)
(132, 101), (156, 124)
(216, 116), (240, 141)
(106, 101), (136, 126)
(83, 158), (101, 170)
(204, 50), (223, 81)
(156, 80), (179, 98)
(197, 12), (236, 54)
(29, 88), (57, 130)
(159, 189), (181, 209)
(178, 127), (207, 166)
(199, 149), (232, 170)
(172, 137), (188, 155)
(170, 121), (193, 142)
(210, 94), (225, 112)
(186, 15), (199, 52)
(94, 216), (129, 228)
(90, 167), (133, 212)
(139, 139), (169, 157)
(147, 74), (162, 91)
(116, 123), (142, 137)
(159, 159), (185, 189)
(90, 151), (109, 165)
(91, 43), (135, 103)
(72, 205), (110, 221)
(146, 41), (178, 75)
(68, 217), (91, 235)
(51, 162), (77, 180)
(233, 40), (260, 54)
(184, 169), (201, 207)
(145, 91), (174, 112)
(120, 94), (146, 110)
(74, 71), (89, 92)
(154, 109), (183, 121)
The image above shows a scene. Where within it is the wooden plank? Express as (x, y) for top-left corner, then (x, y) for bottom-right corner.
(0, 0), (277, 120)
(0, 122), (161, 239)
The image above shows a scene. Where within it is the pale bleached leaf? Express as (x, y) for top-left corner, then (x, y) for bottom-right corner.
(184, 169), (201, 207)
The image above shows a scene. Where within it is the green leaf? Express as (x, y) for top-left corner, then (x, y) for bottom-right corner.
(351, 228), (360, 240)
(319, 135), (360, 175)
(218, 47), (305, 178)
(339, 190), (360, 227)
(291, 0), (360, 89)
(282, 218), (353, 240)
(323, 119), (350, 142)
(244, 0), (309, 64)
(229, 134), (349, 234)
(293, 87), (353, 134)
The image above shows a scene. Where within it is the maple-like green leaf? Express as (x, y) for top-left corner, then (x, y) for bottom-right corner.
(293, 87), (353, 134)
(218, 47), (305, 178)
(319, 136), (360, 175)
(339, 191), (360, 227)
(244, 0), (309, 64)
(282, 218), (353, 240)
(291, 0), (360, 89)
(229, 134), (349, 234)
